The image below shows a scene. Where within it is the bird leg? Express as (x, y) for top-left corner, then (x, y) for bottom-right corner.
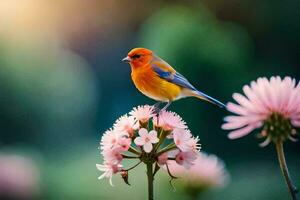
(153, 101), (171, 115)
(152, 102), (161, 114)
(161, 101), (172, 112)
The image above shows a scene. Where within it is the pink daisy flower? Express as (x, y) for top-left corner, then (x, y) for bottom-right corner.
(222, 76), (300, 145)
(100, 129), (129, 150)
(130, 105), (155, 123)
(134, 128), (159, 153)
(102, 147), (124, 164)
(96, 162), (122, 186)
(173, 128), (193, 152)
(186, 136), (201, 152)
(153, 110), (187, 131)
(114, 115), (138, 137)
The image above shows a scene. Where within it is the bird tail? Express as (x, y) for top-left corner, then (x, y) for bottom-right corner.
(191, 90), (226, 108)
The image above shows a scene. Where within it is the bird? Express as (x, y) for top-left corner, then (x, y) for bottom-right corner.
(122, 47), (225, 111)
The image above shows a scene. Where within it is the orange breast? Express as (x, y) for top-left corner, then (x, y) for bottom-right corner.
(131, 64), (181, 102)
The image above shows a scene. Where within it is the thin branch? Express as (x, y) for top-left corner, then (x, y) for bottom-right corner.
(122, 154), (140, 159)
(275, 140), (298, 200)
(166, 163), (177, 191)
(128, 146), (141, 155)
(157, 143), (177, 156)
(124, 160), (142, 171)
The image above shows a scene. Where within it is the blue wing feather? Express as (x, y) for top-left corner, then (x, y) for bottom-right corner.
(151, 64), (196, 91)
(151, 63), (225, 108)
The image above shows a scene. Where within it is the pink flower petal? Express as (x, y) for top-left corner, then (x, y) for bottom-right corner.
(148, 130), (158, 140)
(151, 137), (159, 144)
(228, 125), (257, 139)
(138, 128), (148, 137)
(232, 93), (255, 111)
(134, 137), (144, 146)
(143, 143), (153, 153)
(291, 119), (300, 127)
(223, 76), (300, 140)
(226, 102), (248, 116)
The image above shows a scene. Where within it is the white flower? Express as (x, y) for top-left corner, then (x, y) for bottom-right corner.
(96, 162), (122, 186)
(134, 128), (159, 153)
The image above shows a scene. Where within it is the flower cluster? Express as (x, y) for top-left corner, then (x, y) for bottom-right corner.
(222, 76), (300, 146)
(96, 105), (201, 186)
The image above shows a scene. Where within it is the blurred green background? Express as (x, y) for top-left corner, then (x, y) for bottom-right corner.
(0, 0), (299, 199)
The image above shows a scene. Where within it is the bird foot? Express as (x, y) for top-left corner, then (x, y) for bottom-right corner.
(152, 102), (171, 115)
(152, 102), (161, 114)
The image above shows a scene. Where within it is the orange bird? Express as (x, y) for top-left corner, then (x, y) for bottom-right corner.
(122, 47), (225, 110)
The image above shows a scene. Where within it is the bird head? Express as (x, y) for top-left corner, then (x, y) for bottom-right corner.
(122, 48), (153, 68)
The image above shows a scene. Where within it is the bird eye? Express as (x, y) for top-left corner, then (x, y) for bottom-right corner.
(131, 54), (141, 59)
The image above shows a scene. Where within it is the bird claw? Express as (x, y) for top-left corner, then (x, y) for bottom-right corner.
(153, 102), (161, 114)
(152, 102), (172, 115)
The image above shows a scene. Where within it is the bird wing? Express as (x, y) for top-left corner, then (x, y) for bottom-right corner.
(150, 55), (226, 108)
(151, 56), (196, 91)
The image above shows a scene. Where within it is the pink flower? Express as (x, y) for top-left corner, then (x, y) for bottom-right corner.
(157, 153), (168, 166)
(175, 150), (197, 169)
(117, 137), (131, 151)
(134, 128), (159, 153)
(186, 136), (201, 152)
(114, 115), (138, 137)
(173, 128), (192, 152)
(102, 147), (124, 164)
(222, 76), (300, 143)
(166, 152), (228, 188)
(97, 105), (203, 187)
(130, 105), (155, 123)
(153, 110), (187, 131)
(96, 162), (122, 186)
(0, 154), (40, 199)
(100, 129), (130, 150)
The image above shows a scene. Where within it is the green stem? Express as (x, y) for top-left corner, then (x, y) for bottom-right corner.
(146, 162), (154, 200)
(157, 143), (177, 156)
(128, 146), (141, 155)
(122, 154), (140, 159)
(154, 130), (167, 152)
(275, 140), (298, 200)
(124, 160), (142, 171)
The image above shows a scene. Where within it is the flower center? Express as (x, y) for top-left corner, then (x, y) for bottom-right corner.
(179, 155), (184, 161)
(263, 112), (293, 142)
(145, 137), (150, 143)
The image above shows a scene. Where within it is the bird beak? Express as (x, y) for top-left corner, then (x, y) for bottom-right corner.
(122, 56), (131, 63)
